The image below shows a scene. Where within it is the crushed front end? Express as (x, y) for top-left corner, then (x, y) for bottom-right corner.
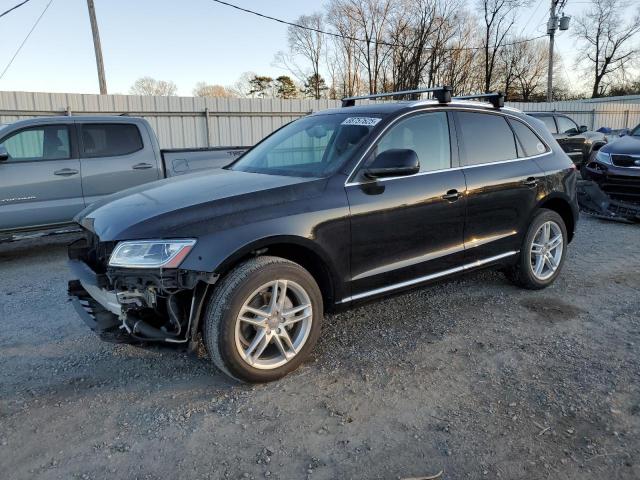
(579, 151), (640, 222)
(67, 231), (217, 348)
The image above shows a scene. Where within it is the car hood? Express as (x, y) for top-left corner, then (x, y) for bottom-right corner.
(77, 169), (321, 241)
(601, 135), (640, 155)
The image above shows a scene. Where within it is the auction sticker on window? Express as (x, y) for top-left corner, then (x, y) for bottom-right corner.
(341, 117), (382, 127)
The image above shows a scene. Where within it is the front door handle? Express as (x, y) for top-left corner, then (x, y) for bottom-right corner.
(132, 162), (153, 170)
(442, 189), (460, 202)
(53, 168), (79, 176)
(522, 177), (538, 187)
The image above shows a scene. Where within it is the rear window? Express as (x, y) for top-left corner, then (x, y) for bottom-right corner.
(508, 119), (548, 157)
(80, 123), (143, 158)
(456, 112), (518, 166)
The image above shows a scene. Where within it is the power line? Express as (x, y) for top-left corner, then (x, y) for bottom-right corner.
(0, 0), (54, 81)
(210, 0), (546, 52)
(0, 0), (32, 19)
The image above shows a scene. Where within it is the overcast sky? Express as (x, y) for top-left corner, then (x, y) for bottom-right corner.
(0, 0), (632, 96)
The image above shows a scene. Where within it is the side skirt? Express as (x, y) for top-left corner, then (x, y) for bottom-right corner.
(338, 251), (518, 303)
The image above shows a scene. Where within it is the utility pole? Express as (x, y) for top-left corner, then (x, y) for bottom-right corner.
(86, 0), (107, 94)
(546, 0), (559, 102)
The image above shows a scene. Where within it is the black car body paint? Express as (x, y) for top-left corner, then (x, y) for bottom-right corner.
(68, 100), (579, 349)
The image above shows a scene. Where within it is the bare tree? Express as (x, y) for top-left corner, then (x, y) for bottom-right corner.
(328, 0), (394, 94)
(129, 77), (177, 96)
(326, 3), (365, 97)
(193, 82), (236, 98)
(387, 0), (439, 91)
(228, 71), (257, 97)
(513, 40), (548, 101)
(287, 13), (325, 98)
(438, 11), (483, 94)
(478, 0), (526, 93)
(573, 0), (640, 98)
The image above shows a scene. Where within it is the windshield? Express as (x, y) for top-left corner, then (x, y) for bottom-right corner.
(631, 124), (640, 137)
(229, 113), (382, 177)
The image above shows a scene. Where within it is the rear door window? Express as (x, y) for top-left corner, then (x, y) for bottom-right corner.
(456, 112), (518, 166)
(508, 119), (548, 157)
(1, 125), (70, 161)
(80, 123), (143, 158)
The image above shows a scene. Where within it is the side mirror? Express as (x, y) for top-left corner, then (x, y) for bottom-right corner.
(579, 125), (588, 133)
(0, 145), (8, 162)
(364, 149), (420, 179)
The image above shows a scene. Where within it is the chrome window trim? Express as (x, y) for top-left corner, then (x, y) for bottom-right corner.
(337, 250), (518, 303)
(344, 106), (552, 187)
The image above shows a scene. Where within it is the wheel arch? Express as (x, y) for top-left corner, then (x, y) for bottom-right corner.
(537, 195), (576, 242)
(213, 235), (340, 308)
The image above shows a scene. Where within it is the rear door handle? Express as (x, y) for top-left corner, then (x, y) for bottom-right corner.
(53, 168), (79, 176)
(132, 162), (153, 170)
(442, 189), (460, 201)
(522, 177), (538, 187)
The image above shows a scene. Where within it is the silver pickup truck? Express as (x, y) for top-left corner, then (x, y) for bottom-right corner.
(0, 116), (248, 240)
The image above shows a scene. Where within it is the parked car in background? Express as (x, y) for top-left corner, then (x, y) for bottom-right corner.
(67, 87), (579, 383)
(578, 122), (640, 221)
(528, 112), (606, 166)
(0, 116), (247, 240)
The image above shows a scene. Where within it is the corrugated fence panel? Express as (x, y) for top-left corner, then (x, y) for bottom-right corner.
(0, 91), (342, 149)
(4, 91), (640, 148)
(507, 100), (640, 130)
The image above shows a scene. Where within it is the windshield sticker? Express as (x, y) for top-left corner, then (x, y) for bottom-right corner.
(342, 117), (382, 127)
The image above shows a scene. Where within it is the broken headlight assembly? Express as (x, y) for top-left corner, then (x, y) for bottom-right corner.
(108, 239), (196, 269)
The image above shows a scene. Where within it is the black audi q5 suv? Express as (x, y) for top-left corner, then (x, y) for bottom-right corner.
(68, 87), (579, 382)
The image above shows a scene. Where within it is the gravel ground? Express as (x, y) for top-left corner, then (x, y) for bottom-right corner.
(0, 216), (639, 480)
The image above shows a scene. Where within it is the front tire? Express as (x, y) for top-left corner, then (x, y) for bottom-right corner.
(202, 256), (323, 383)
(505, 209), (568, 290)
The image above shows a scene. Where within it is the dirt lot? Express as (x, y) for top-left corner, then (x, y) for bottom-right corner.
(1, 216), (639, 480)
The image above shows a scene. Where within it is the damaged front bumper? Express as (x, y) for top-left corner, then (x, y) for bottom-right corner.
(577, 180), (640, 221)
(579, 161), (640, 221)
(67, 236), (217, 346)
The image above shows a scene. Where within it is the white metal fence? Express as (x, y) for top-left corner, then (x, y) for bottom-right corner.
(507, 100), (640, 132)
(2, 91), (639, 149)
(0, 91), (342, 149)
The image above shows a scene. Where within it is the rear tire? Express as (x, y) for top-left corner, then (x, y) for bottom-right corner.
(202, 256), (323, 383)
(504, 209), (567, 290)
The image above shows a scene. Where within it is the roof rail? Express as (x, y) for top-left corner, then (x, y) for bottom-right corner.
(453, 92), (504, 109)
(341, 86), (452, 107)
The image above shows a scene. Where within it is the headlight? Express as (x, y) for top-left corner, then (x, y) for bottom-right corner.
(109, 239), (196, 268)
(595, 150), (612, 164)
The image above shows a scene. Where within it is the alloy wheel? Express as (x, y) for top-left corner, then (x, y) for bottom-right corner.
(529, 220), (564, 281)
(234, 279), (313, 369)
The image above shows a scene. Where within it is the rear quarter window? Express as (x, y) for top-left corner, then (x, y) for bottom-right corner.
(80, 123), (143, 158)
(456, 112), (518, 166)
(508, 119), (549, 157)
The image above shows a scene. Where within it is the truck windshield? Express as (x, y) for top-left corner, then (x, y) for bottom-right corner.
(229, 113), (382, 177)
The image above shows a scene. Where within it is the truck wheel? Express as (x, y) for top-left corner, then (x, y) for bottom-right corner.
(202, 256), (323, 383)
(504, 209), (567, 290)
